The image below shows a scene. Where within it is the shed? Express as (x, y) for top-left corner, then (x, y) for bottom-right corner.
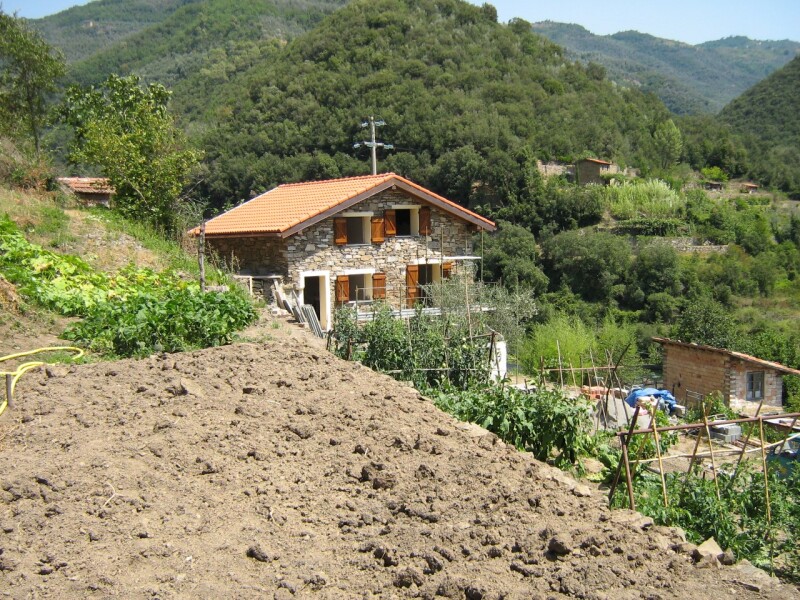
(57, 177), (114, 207)
(654, 337), (800, 413)
(575, 158), (611, 186)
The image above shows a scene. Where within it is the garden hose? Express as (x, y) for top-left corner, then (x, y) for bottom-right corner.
(0, 346), (84, 417)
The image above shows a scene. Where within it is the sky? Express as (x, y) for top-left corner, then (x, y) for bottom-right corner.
(4, 0), (800, 44)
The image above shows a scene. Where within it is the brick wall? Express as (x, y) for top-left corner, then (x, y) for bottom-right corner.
(661, 344), (729, 405)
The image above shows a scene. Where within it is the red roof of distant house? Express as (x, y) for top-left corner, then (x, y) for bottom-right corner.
(742, 182), (759, 188)
(580, 158), (612, 166)
(654, 337), (800, 376)
(193, 173), (496, 238)
(57, 177), (114, 195)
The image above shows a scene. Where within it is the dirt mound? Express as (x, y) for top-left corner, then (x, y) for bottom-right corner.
(0, 341), (792, 599)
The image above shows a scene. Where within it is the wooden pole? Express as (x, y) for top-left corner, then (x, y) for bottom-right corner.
(198, 221), (206, 293)
(731, 396), (765, 483)
(568, 360), (578, 388)
(556, 340), (564, 388)
(651, 409), (669, 507)
(758, 417), (774, 575)
(702, 409), (721, 501)
(681, 425), (704, 498)
(622, 437), (636, 511)
(608, 405), (641, 503)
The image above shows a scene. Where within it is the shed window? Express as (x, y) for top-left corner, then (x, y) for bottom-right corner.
(746, 371), (764, 401)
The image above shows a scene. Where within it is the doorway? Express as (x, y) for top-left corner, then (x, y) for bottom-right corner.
(300, 271), (331, 330)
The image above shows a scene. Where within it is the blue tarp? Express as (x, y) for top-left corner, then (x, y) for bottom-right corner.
(624, 388), (678, 415)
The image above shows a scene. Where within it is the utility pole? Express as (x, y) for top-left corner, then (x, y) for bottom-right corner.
(354, 116), (393, 175)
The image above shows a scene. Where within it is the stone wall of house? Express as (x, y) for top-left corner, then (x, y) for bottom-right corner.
(661, 344), (729, 405)
(206, 236), (288, 276)
(728, 359), (783, 412)
(285, 189), (474, 307)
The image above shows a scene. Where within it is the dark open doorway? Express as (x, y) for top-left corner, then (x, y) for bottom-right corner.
(304, 276), (322, 321)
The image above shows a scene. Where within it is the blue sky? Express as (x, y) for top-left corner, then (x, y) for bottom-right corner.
(5, 0), (800, 44)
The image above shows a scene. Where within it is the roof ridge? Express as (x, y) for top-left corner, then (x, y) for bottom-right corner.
(277, 173), (395, 188)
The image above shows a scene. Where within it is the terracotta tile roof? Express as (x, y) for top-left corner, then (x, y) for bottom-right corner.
(580, 158), (612, 165)
(195, 173), (495, 237)
(57, 177), (114, 195)
(653, 337), (800, 376)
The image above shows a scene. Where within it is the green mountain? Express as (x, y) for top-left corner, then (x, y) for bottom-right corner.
(531, 21), (800, 115)
(719, 55), (800, 197)
(30, 0), (189, 64)
(195, 0), (672, 209)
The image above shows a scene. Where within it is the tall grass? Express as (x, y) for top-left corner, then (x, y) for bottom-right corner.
(603, 179), (685, 220)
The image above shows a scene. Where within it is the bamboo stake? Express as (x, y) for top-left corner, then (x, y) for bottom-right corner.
(759, 417), (775, 575)
(568, 360), (578, 388)
(609, 405), (641, 503)
(556, 340), (564, 388)
(198, 221), (206, 293)
(622, 437), (636, 511)
(651, 409), (669, 507)
(681, 427), (704, 498)
(702, 408), (721, 501)
(731, 396), (765, 484)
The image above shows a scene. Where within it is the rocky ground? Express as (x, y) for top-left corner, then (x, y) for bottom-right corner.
(0, 327), (794, 599)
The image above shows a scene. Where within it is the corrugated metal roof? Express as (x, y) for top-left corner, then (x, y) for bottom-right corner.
(195, 173), (495, 237)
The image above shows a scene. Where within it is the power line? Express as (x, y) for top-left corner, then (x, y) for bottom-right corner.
(353, 116), (394, 175)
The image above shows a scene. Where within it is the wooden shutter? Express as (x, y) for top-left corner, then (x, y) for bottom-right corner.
(371, 216), (385, 244)
(372, 272), (386, 300)
(405, 265), (419, 308)
(419, 206), (431, 235)
(334, 217), (347, 245)
(384, 209), (397, 236)
(442, 262), (453, 279)
(335, 275), (349, 304)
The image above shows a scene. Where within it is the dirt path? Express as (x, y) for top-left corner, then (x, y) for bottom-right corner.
(0, 334), (793, 598)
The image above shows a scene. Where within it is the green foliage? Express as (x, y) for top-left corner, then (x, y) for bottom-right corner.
(0, 11), (66, 154)
(614, 463), (800, 581)
(602, 179), (684, 220)
(0, 215), (256, 357)
(331, 305), (489, 391)
(719, 56), (800, 197)
(481, 222), (547, 292)
(543, 231), (631, 303)
(64, 284), (255, 357)
(531, 22), (800, 115)
(700, 165), (728, 182)
(652, 119), (682, 169)
(60, 74), (201, 232)
(193, 0), (670, 210)
(433, 385), (594, 466)
(672, 296), (740, 349)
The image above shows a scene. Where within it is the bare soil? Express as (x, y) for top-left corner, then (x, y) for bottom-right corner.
(0, 323), (793, 599)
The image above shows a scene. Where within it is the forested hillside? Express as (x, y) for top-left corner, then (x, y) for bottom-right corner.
(531, 21), (800, 115)
(195, 0), (672, 209)
(719, 55), (800, 197)
(30, 0), (189, 64)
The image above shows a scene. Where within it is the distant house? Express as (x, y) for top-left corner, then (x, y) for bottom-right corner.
(575, 158), (612, 185)
(703, 181), (724, 192)
(193, 173), (495, 329)
(57, 177), (114, 207)
(655, 337), (800, 413)
(740, 182), (759, 194)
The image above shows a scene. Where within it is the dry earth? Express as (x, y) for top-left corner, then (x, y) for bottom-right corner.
(0, 330), (795, 599)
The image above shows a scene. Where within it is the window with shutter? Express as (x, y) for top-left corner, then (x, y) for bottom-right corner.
(371, 216), (385, 244)
(384, 210), (396, 236)
(419, 206), (431, 235)
(372, 273), (386, 300)
(405, 265), (419, 308)
(335, 275), (349, 304)
(334, 218), (347, 245)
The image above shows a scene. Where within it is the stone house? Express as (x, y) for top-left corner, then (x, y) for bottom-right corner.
(654, 337), (800, 413)
(575, 158), (612, 185)
(195, 173), (495, 329)
(57, 177), (114, 207)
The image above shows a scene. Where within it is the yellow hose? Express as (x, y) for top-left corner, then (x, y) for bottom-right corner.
(0, 346), (84, 417)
